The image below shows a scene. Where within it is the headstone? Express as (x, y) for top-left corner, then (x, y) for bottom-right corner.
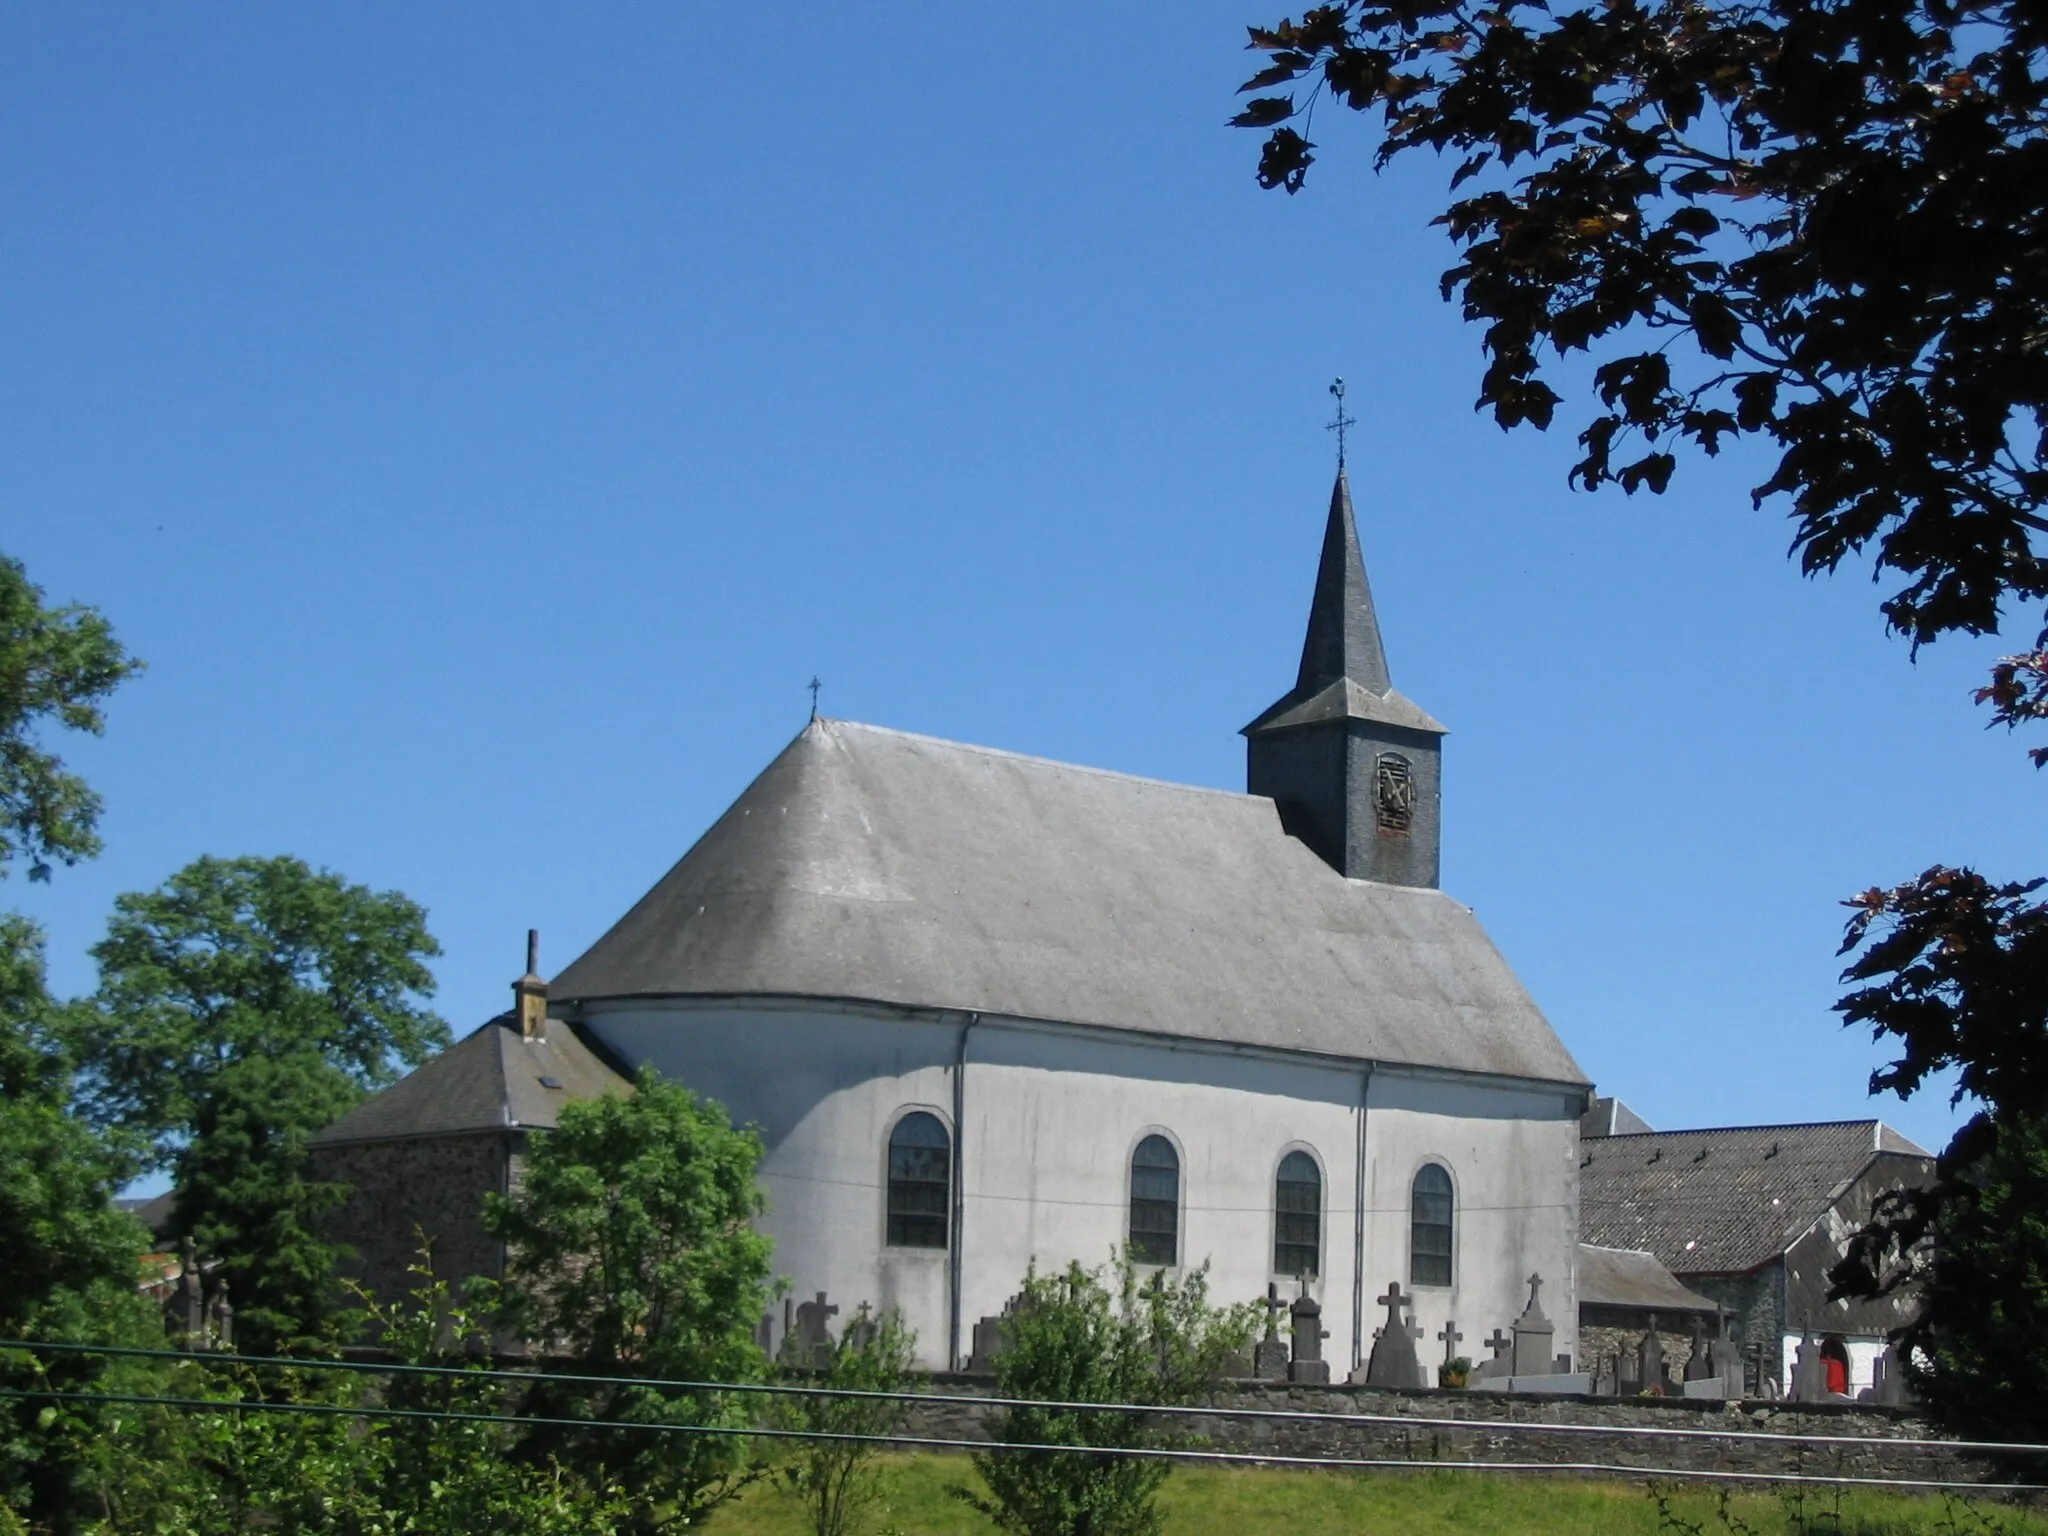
(1790, 1329), (1827, 1403)
(1510, 1274), (1554, 1378)
(1709, 1319), (1745, 1396)
(1252, 1281), (1290, 1380)
(1475, 1327), (1513, 1383)
(778, 1290), (839, 1371)
(843, 1303), (880, 1353)
(1287, 1284), (1330, 1384)
(1436, 1320), (1465, 1387)
(1361, 1282), (1423, 1389)
(967, 1292), (1026, 1375)
(179, 1238), (203, 1346)
(1616, 1351), (1642, 1396)
(206, 1280), (233, 1352)
(1637, 1313), (1667, 1392)
(1870, 1338), (1913, 1407)
(1683, 1318), (1714, 1381)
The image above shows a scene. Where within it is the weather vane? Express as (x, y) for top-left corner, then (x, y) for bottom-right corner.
(808, 676), (822, 721)
(1326, 378), (1356, 469)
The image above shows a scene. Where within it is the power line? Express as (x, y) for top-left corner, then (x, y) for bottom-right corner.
(7, 1338), (2045, 1461)
(2, 1386), (2038, 1496)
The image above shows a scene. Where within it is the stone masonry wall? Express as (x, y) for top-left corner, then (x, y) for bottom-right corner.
(898, 1379), (2027, 1491)
(312, 1132), (511, 1309)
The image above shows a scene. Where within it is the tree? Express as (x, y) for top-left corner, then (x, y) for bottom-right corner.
(66, 854), (448, 1350)
(0, 553), (142, 882)
(1830, 871), (2048, 1440)
(769, 1304), (919, 1536)
(1231, 0), (2048, 1429)
(52, 1249), (631, 1536)
(484, 1065), (776, 1535)
(957, 1257), (1259, 1536)
(0, 917), (154, 1529)
(1233, 0), (2045, 659)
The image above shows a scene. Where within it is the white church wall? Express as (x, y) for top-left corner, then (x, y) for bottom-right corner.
(1363, 1071), (1582, 1377)
(580, 997), (1580, 1375)
(955, 1020), (1364, 1363)
(584, 1000), (961, 1365)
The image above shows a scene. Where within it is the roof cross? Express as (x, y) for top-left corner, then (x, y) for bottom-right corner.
(1326, 377), (1357, 469)
(808, 676), (822, 721)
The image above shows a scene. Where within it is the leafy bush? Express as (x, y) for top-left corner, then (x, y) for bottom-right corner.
(958, 1255), (1260, 1536)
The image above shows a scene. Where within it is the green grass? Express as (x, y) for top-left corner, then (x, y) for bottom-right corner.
(703, 1452), (2048, 1536)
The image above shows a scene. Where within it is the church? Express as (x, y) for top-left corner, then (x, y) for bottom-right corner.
(313, 466), (1592, 1377)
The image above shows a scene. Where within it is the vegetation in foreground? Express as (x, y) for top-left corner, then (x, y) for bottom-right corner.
(708, 1453), (2048, 1536)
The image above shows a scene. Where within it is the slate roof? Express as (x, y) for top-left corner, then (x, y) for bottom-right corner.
(1577, 1243), (1719, 1314)
(308, 1016), (630, 1146)
(548, 718), (1586, 1085)
(1578, 1121), (1932, 1276)
(1242, 471), (1445, 738)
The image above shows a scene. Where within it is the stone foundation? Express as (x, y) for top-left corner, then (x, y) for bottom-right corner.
(897, 1378), (2030, 1491)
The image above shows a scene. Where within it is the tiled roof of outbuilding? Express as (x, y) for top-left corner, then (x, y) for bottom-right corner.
(308, 1016), (629, 1146)
(1578, 1121), (1931, 1276)
(1577, 1243), (1719, 1314)
(547, 719), (1586, 1085)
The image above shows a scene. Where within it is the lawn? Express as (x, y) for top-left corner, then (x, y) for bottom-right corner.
(703, 1452), (2048, 1536)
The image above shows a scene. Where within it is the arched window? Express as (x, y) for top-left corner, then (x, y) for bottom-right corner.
(1411, 1164), (1454, 1287)
(1274, 1151), (1321, 1278)
(1129, 1134), (1180, 1265)
(886, 1112), (951, 1249)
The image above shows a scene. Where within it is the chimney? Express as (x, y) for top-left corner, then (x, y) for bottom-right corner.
(514, 928), (547, 1040)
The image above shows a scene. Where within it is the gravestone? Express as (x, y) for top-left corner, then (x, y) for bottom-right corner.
(1637, 1313), (1667, 1392)
(1252, 1282), (1290, 1381)
(967, 1291), (1028, 1375)
(1684, 1318), (1714, 1382)
(1437, 1320), (1464, 1387)
(179, 1238), (204, 1346)
(1616, 1350), (1642, 1396)
(843, 1305), (880, 1353)
(779, 1290), (840, 1371)
(1709, 1318), (1746, 1396)
(1510, 1274), (1554, 1378)
(1475, 1327), (1513, 1384)
(206, 1281), (233, 1352)
(1869, 1339), (1913, 1407)
(1790, 1329), (1827, 1403)
(1361, 1282), (1423, 1389)
(1287, 1285), (1330, 1384)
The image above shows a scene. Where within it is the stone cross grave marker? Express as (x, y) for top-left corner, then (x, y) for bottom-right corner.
(1362, 1282), (1423, 1389)
(1288, 1282), (1331, 1384)
(1437, 1320), (1464, 1387)
(1476, 1327), (1512, 1382)
(1253, 1281), (1290, 1380)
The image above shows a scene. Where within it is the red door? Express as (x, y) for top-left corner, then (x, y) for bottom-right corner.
(1821, 1337), (1850, 1396)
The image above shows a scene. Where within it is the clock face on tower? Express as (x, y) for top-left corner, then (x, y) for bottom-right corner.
(1374, 752), (1415, 836)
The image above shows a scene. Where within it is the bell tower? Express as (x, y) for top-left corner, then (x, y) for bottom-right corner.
(1243, 468), (1446, 886)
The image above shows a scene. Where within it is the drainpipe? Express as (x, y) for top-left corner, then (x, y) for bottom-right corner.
(949, 1013), (979, 1372)
(1352, 1063), (1374, 1373)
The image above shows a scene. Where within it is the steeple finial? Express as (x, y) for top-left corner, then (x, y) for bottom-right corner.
(808, 676), (822, 722)
(1326, 378), (1356, 470)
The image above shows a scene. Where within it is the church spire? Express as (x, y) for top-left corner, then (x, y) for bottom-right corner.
(1244, 455), (1446, 887)
(1295, 468), (1391, 697)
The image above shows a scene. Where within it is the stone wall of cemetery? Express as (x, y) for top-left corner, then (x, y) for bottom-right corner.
(902, 1378), (2026, 1490)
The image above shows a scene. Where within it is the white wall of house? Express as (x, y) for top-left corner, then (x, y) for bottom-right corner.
(581, 997), (1581, 1375)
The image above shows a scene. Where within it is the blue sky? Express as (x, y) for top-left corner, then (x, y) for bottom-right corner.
(5, 3), (2036, 1161)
